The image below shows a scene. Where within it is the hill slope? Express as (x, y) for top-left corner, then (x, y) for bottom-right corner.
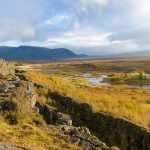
(0, 46), (81, 61)
(0, 60), (113, 150)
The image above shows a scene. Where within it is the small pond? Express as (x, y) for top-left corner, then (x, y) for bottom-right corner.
(82, 73), (111, 86)
(82, 73), (150, 89)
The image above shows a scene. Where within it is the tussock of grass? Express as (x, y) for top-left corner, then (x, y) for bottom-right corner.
(25, 71), (150, 129)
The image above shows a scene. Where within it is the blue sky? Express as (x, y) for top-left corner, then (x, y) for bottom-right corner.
(0, 0), (150, 55)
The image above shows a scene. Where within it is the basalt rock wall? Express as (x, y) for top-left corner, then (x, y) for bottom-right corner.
(49, 92), (150, 150)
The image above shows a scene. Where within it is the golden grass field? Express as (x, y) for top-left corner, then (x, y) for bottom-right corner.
(19, 57), (150, 130)
(0, 122), (80, 150)
(24, 69), (150, 130)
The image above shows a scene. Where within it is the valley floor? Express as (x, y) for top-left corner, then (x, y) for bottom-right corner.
(22, 57), (150, 130)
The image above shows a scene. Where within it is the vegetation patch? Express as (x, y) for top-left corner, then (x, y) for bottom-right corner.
(24, 71), (150, 130)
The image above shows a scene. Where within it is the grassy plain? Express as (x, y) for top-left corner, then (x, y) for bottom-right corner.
(21, 56), (150, 74)
(21, 57), (150, 130)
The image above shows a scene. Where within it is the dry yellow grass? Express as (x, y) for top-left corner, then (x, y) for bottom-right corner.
(24, 71), (150, 129)
(0, 76), (81, 150)
(0, 122), (80, 150)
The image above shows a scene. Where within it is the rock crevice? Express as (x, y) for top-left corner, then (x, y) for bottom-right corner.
(48, 92), (150, 150)
(35, 101), (116, 150)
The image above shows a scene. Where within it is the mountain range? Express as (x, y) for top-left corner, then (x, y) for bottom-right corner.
(0, 46), (150, 61)
(0, 46), (85, 61)
(90, 50), (150, 59)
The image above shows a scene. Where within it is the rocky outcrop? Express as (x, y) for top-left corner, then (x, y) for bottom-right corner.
(49, 92), (150, 150)
(0, 80), (19, 93)
(0, 84), (9, 93)
(36, 102), (72, 126)
(55, 112), (72, 126)
(0, 59), (15, 76)
(25, 82), (37, 108)
(0, 75), (37, 113)
(36, 102), (116, 150)
(61, 125), (110, 150)
(0, 143), (28, 150)
(8, 75), (21, 87)
(0, 70), (117, 150)
(0, 100), (17, 112)
(0, 75), (22, 112)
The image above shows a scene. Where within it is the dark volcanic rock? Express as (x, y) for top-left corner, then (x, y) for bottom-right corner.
(36, 102), (57, 124)
(49, 92), (150, 150)
(0, 100), (17, 111)
(55, 112), (72, 126)
(61, 125), (110, 150)
(0, 84), (9, 93)
(36, 102), (115, 150)
(36, 102), (72, 126)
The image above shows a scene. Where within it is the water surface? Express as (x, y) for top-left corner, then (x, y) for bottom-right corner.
(82, 73), (150, 89)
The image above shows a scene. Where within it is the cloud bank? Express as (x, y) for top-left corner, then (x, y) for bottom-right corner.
(0, 0), (150, 55)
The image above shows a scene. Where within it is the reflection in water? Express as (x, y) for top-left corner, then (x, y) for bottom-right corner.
(44, 71), (150, 89)
(82, 73), (150, 89)
(83, 73), (111, 86)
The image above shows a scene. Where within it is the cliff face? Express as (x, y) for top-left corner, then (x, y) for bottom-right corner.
(0, 59), (15, 76)
(49, 92), (150, 150)
(35, 102), (113, 150)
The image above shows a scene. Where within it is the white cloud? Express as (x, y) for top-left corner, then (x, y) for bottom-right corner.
(0, 0), (150, 55)
(42, 15), (69, 27)
(63, 0), (108, 14)
(126, 0), (150, 23)
(0, 20), (34, 41)
(79, 0), (108, 11)
(47, 25), (113, 46)
(135, 0), (150, 15)
(45, 24), (139, 55)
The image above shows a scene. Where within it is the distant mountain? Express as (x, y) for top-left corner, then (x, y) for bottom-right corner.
(118, 50), (150, 57)
(88, 50), (150, 59)
(0, 46), (85, 61)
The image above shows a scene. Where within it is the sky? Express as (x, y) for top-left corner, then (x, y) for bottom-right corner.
(0, 0), (150, 55)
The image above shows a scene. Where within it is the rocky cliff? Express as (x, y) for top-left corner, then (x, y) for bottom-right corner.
(0, 61), (114, 150)
(35, 102), (117, 150)
(0, 77), (114, 149)
(48, 92), (150, 150)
